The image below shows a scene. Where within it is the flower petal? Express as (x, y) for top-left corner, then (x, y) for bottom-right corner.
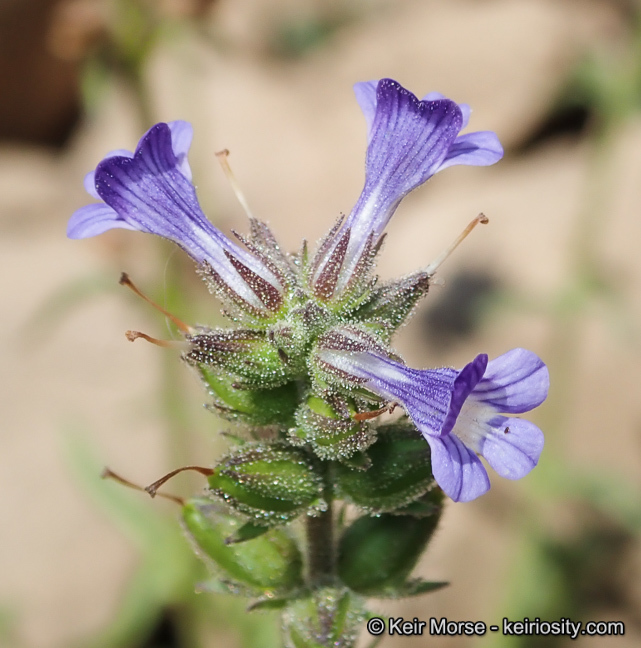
(441, 353), (487, 437)
(479, 416), (544, 480)
(83, 149), (133, 199)
(438, 131), (504, 170)
(67, 203), (136, 238)
(167, 120), (194, 180)
(94, 124), (226, 261)
(427, 434), (490, 502)
(423, 92), (470, 128)
(73, 122), (283, 314)
(472, 348), (549, 413)
(353, 80), (378, 142)
(348, 79), (463, 238)
(316, 347), (456, 438)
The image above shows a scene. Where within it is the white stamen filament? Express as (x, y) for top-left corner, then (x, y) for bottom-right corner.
(216, 149), (254, 220)
(425, 213), (489, 276)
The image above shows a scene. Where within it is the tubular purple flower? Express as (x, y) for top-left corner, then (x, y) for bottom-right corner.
(311, 78), (504, 298)
(316, 341), (547, 502)
(67, 121), (285, 316)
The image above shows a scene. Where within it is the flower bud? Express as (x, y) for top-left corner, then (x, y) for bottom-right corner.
(282, 587), (366, 648)
(207, 443), (326, 525)
(291, 394), (376, 460)
(197, 365), (299, 427)
(334, 422), (437, 513)
(182, 498), (303, 593)
(337, 513), (441, 596)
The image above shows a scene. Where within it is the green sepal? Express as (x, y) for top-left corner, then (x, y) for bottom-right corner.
(334, 422), (436, 513)
(337, 513), (440, 596)
(291, 394), (376, 461)
(182, 498), (303, 594)
(282, 587), (366, 648)
(247, 592), (301, 612)
(394, 490), (444, 517)
(208, 443), (326, 525)
(186, 328), (300, 387)
(225, 521), (270, 544)
(197, 365), (300, 427)
(375, 578), (449, 599)
(336, 451), (371, 471)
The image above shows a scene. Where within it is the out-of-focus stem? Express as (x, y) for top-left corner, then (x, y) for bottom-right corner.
(306, 497), (335, 585)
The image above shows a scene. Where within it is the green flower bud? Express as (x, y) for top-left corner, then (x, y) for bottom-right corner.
(291, 394), (376, 460)
(183, 498), (303, 594)
(208, 443), (326, 525)
(197, 365), (300, 427)
(337, 513), (440, 596)
(282, 588), (366, 648)
(334, 422), (437, 513)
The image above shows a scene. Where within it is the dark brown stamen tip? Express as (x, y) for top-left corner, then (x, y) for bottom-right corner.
(102, 467), (185, 505)
(119, 272), (191, 333)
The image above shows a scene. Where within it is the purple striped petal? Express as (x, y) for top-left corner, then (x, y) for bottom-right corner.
(67, 203), (136, 238)
(439, 131), (504, 170)
(422, 92), (471, 128)
(427, 434), (490, 502)
(314, 78), (504, 298)
(477, 416), (544, 480)
(441, 353), (487, 437)
(315, 333), (548, 502)
(472, 348), (549, 413)
(68, 121), (284, 314)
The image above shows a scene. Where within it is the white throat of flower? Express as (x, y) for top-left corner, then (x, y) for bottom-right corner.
(449, 397), (498, 454)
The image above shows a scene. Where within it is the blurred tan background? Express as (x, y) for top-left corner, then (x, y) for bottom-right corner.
(2, 0), (641, 647)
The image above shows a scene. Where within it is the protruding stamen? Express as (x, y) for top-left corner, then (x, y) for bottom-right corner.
(101, 467), (185, 505)
(145, 465), (214, 497)
(353, 402), (398, 421)
(425, 213), (489, 276)
(216, 149), (254, 220)
(125, 330), (188, 348)
(119, 272), (192, 334)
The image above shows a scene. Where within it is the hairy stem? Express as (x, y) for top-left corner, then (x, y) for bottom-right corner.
(306, 498), (335, 585)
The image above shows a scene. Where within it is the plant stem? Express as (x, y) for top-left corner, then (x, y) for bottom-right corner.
(306, 498), (335, 585)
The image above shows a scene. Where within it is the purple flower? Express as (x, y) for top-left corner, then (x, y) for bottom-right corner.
(68, 121), (285, 316)
(316, 333), (547, 502)
(311, 78), (503, 299)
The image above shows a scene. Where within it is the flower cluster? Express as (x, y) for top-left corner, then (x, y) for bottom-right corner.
(70, 78), (548, 643)
(69, 78), (545, 503)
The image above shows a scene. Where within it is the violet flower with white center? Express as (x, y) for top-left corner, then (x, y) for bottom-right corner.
(68, 121), (285, 316)
(311, 78), (503, 299)
(316, 341), (548, 502)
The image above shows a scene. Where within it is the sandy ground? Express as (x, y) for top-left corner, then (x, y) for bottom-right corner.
(2, 0), (641, 646)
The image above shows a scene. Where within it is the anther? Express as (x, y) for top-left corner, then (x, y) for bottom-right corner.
(101, 467), (185, 505)
(144, 465), (214, 498)
(125, 330), (188, 349)
(425, 213), (489, 276)
(215, 149), (254, 220)
(119, 272), (192, 334)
